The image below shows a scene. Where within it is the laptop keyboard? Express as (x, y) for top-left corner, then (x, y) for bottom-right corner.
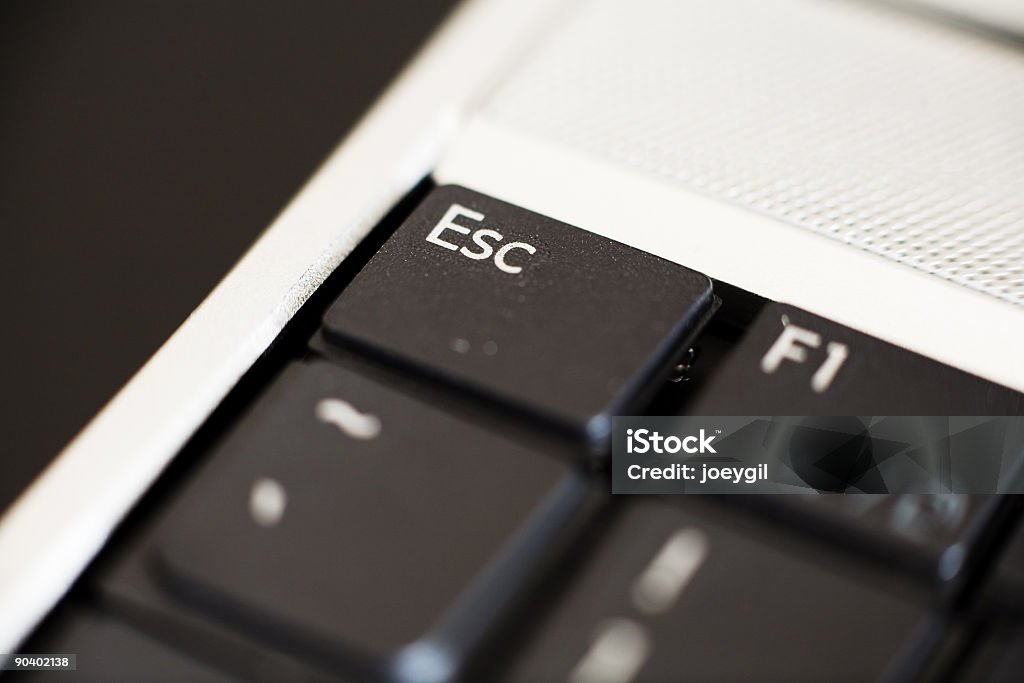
(15, 184), (1024, 682)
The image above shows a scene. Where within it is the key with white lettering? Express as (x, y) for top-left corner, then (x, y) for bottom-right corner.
(689, 303), (1024, 415)
(686, 303), (1023, 580)
(497, 500), (927, 682)
(323, 186), (714, 441)
(149, 361), (590, 683)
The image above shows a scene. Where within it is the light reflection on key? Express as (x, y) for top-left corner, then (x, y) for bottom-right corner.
(568, 618), (651, 683)
(630, 528), (708, 615)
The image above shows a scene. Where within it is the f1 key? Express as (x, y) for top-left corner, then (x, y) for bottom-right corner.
(690, 303), (1024, 414)
(323, 186), (714, 440)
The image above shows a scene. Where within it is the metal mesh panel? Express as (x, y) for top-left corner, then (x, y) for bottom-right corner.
(483, 0), (1024, 304)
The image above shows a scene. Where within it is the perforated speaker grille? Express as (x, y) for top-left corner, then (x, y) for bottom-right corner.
(482, 0), (1024, 304)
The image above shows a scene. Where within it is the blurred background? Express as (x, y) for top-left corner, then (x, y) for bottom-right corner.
(0, 0), (456, 510)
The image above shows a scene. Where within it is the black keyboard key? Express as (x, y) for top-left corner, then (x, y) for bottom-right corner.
(500, 501), (925, 682)
(751, 494), (996, 577)
(686, 304), (1023, 580)
(22, 609), (234, 682)
(689, 303), (1024, 414)
(150, 361), (589, 682)
(323, 186), (714, 440)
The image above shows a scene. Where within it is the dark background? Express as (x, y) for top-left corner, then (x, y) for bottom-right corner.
(0, 0), (456, 510)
